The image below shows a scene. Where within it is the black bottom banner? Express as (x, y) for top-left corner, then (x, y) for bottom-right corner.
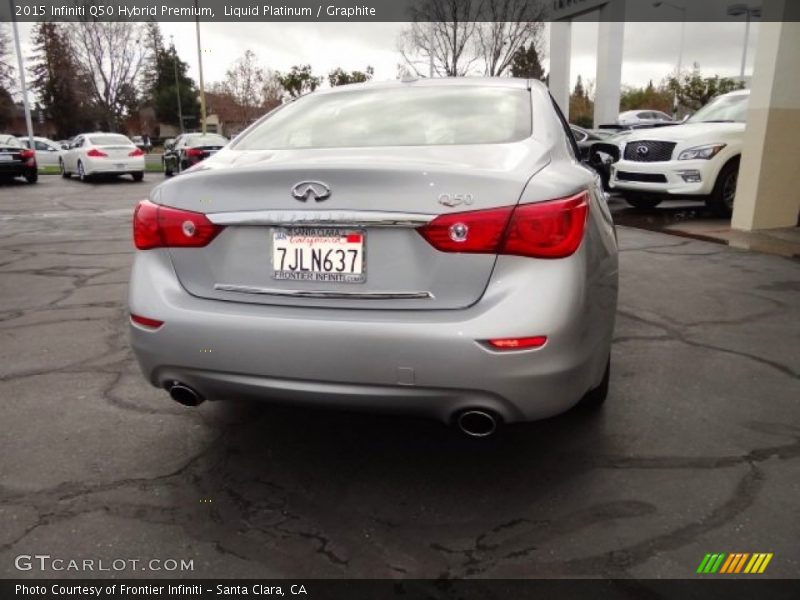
(2, 579), (799, 600)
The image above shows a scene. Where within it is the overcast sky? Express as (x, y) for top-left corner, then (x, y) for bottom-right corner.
(12, 19), (760, 93)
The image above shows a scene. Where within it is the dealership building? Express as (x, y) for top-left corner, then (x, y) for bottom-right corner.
(549, 0), (799, 232)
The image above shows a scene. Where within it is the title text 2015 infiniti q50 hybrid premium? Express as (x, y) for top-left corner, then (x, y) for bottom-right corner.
(129, 78), (618, 436)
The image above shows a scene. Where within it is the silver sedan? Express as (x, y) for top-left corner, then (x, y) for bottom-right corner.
(128, 78), (618, 436)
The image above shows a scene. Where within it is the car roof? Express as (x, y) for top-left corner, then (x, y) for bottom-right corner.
(311, 76), (536, 97)
(719, 89), (750, 98)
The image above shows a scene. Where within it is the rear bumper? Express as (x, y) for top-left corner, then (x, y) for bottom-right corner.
(129, 229), (617, 424)
(84, 157), (144, 175)
(0, 163), (31, 175)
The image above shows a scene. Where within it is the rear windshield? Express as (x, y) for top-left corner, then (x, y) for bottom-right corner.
(186, 134), (228, 147)
(88, 135), (132, 146)
(234, 86), (532, 150)
(0, 135), (21, 147)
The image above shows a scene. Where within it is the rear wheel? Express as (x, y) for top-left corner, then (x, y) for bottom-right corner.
(132, 171), (144, 182)
(706, 159), (739, 217)
(60, 159), (70, 178)
(624, 193), (662, 210)
(578, 357), (610, 410)
(163, 158), (173, 177)
(77, 160), (88, 182)
(24, 170), (38, 184)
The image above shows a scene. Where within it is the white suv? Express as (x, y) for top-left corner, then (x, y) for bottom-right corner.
(609, 90), (749, 216)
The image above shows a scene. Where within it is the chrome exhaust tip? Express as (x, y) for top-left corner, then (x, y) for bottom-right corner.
(168, 383), (204, 407)
(456, 410), (498, 438)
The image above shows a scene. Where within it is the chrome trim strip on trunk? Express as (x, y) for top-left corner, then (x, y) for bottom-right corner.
(206, 210), (435, 228)
(214, 283), (434, 300)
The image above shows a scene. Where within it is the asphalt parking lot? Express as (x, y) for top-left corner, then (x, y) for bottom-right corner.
(0, 175), (798, 579)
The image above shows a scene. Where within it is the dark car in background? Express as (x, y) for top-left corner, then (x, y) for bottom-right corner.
(0, 134), (38, 184)
(570, 125), (615, 162)
(163, 133), (228, 176)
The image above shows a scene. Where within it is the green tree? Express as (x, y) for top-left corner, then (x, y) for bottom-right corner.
(29, 22), (97, 137)
(569, 75), (593, 128)
(666, 65), (745, 112)
(276, 65), (322, 98)
(620, 80), (673, 114)
(328, 66), (374, 87)
(146, 40), (200, 129)
(509, 42), (545, 80)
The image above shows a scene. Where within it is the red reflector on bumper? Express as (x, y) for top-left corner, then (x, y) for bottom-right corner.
(130, 314), (164, 329)
(486, 336), (547, 350)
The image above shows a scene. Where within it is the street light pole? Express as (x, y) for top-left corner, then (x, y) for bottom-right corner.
(727, 3), (762, 82)
(9, 0), (34, 148)
(170, 36), (184, 134)
(195, 0), (207, 134)
(653, 1), (687, 118)
(740, 11), (751, 80)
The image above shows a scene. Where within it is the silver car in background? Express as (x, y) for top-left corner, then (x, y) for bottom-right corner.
(129, 78), (618, 436)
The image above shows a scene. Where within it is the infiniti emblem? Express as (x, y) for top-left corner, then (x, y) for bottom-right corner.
(291, 181), (331, 202)
(636, 145), (650, 156)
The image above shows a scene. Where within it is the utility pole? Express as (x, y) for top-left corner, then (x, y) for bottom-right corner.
(170, 36), (184, 133)
(195, 0), (207, 134)
(9, 0), (34, 148)
(428, 23), (435, 78)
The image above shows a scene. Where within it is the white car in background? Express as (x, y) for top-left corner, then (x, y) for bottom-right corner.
(609, 90), (749, 216)
(60, 133), (145, 182)
(17, 136), (63, 167)
(617, 109), (675, 127)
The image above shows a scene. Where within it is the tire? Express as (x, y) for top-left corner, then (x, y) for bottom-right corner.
(77, 160), (88, 182)
(579, 357), (610, 410)
(60, 159), (70, 179)
(624, 193), (662, 210)
(706, 159), (739, 217)
(132, 171), (144, 182)
(163, 158), (173, 177)
(24, 170), (38, 184)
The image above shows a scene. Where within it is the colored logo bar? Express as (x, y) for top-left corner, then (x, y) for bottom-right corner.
(697, 553), (773, 574)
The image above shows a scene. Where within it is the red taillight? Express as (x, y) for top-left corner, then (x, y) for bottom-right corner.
(133, 199), (223, 250)
(486, 336), (547, 350)
(130, 314), (164, 329)
(416, 205), (513, 254)
(129, 148), (144, 157)
(87, 148), (107, 157)
(417, 191), (589, 259)
(19, 148), (35, 160)
(185, 148), (204, 158)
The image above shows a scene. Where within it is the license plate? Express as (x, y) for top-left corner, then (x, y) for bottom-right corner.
(115, 163), (126, 169)
(0, 155), (12, 161)
(272, 228), (365, 283)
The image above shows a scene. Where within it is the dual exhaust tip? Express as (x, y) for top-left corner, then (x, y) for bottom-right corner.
(455, 409), (499, 437)
(168, 383), (204, 407)
(166, 383), (498, 437)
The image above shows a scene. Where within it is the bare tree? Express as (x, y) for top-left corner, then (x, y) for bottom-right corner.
(398, 0), (545, 78)
(476, 0), (546, 76)
(67, 21), (148, 130)
(0, 23), (15, 91)
(398, 0), (481, 77)
(261, 69), (284, 107)
(223, 50), (265, 122)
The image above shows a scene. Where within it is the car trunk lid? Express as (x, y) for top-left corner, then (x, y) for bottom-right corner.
(160, 143), (549, 310)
